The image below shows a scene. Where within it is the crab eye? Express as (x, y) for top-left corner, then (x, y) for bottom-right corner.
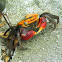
(24, 22), (27, 25)
(38, 15), (40, 18)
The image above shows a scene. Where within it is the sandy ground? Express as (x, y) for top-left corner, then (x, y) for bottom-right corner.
(0, 0), (62, 62)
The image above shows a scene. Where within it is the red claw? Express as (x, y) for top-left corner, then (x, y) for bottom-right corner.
(21, 29), (36, 40)
(40, 22), (46, 29)
(35, 17), (47, 35)
(40, 17), (47, 29)
(40, 17), (46, 22)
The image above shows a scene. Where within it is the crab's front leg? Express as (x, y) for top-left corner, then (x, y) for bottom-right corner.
(16, 31), (25, 49)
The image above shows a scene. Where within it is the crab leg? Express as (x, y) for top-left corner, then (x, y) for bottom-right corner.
(4, 27), (13, 36)
(39, 12), (59, 24)
(45, 16), (56, 29)
(2, 14), (11, 27)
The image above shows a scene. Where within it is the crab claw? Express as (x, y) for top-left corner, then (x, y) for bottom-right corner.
(35, 22), (46, 35)
(36, 17), (46, 28)
(21, 30), (36, 40)
(35, 17), (47, 35)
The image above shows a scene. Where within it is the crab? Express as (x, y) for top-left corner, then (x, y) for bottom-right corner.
(4, 12), (59, 40)
(3, 12), (59, 50)
(0, 12), (59, 62)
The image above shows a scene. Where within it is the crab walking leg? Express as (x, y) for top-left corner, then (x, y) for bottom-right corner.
(45, 16), (56, 29)
(0, 32), (9, 38)
(4, 27), (13, 36)
(39, 12), (59, 24)
(2, 14), (11, 27)
(17, 31), (24, 49)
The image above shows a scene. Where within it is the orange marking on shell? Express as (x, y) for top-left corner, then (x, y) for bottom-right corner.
(17, 14), (39, 27)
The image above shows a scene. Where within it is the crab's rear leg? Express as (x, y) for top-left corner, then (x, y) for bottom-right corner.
(4, 27), (12, 36)
(2, 14), (11, 27)
(6, 37), (15, 61)
(40, 12), (59, 24)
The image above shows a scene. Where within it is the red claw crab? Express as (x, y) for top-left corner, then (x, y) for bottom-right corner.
(2, 12), (59, 52)
(0, 12), (59, 62)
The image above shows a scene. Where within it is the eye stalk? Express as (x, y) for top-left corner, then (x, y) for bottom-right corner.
(24, 22), (29, 27)
(24, 22), (27, 25)
(38, 15), (40, 18)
